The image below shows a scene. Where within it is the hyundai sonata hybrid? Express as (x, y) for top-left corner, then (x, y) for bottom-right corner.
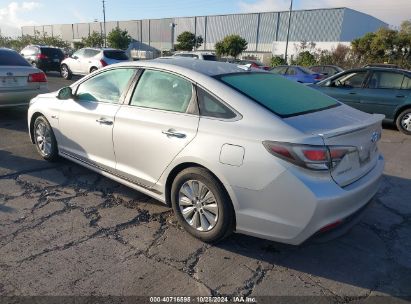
(27, 59), (384, 244)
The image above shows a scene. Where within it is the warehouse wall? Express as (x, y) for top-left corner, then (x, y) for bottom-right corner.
(21, 8), (386, 54)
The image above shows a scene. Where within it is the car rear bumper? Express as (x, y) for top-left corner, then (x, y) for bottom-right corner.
(232, 154), (384, 245)
(0, 88), (49, 107)
(38, 61), (62, 71)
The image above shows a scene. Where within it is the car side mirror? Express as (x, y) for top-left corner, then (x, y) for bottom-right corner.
(57, 87), (73, 100)
(72, 55), (78, 60)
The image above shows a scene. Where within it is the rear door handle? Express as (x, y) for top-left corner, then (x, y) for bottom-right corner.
(162, 129), (186, 138)
(349, 92), (357, 95)
(96, 118), (113, 125)
(396, 95), (405, 98)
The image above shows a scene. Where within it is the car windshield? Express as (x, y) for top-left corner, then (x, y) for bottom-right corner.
(0, 50), (31, 66)
(202, 55), (218, 61)
(42, 48), (64, 57)
(103, 50), (129, 60)
(217, 72), (339, 117)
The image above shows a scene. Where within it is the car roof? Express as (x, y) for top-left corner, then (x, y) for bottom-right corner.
(115, 58), (258, 77)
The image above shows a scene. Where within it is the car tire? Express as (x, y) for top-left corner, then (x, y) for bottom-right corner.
(396, 108), (411, 135)
(171, 167), (235, 243)
(90, 67), (98, 73)
(33, 116), (59, 162)
(61, 64), (72, 80)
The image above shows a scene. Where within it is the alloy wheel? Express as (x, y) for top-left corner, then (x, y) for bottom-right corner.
(178, 180), (219, 232)
(35, 121), (52, 157)
(401, 113), (411, 131)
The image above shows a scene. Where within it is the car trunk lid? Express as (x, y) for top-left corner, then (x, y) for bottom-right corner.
(0, 66), (41, 91)
(284, 105), (384, 187)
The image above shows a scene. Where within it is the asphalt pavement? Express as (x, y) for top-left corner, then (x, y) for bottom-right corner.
(0, 75), (410, 303)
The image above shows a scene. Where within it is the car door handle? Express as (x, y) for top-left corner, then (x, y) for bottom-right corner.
(396, 95), (405, 98)
(96, 118), (113, 125)
(349, 92), (357, 95)
(162, 129), (186, 138)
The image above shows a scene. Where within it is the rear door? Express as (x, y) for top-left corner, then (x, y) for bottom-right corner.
(359, 71), (409, 120)
(113, 69), (199, 187)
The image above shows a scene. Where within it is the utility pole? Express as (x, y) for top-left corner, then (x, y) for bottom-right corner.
(102, 0), (107, 47)
(284, 0), (293, 64)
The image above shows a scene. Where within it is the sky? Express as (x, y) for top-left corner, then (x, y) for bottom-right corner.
(0, 0), (410, 37)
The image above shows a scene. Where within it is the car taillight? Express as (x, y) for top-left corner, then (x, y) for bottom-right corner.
(36, 54), (48, 59)
(263, 141), (356, 171)
(100, 59), (108, 67)
(28, 72), (47, 83)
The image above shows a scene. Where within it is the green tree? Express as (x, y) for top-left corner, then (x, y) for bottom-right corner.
(295, 50), (316, 66)
(107, 27), (132, 50)
(82, 31), (104, 48)
(270, 55), (286, 67)
(214, 35), (248, 59)
(175, 31), (203, 51)
(400, 20), (411, 35)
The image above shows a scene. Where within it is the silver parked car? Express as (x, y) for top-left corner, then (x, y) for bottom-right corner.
(27, 59), (384, 244)
(60, 48), (129, 80)
(0, 48), (48, 108)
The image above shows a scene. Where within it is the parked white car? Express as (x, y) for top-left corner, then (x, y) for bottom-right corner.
(60, 48), (129, 79)
(28, 59), (384, 244)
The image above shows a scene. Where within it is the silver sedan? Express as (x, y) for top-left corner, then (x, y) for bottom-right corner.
(27, 59), (384, 244)
(0, 48), (48, 107)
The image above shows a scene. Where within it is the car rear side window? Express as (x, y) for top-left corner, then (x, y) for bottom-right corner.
(402, 76), (411, 90)
(103, 50), (128, 60)
(76, 68), (135, 103)
(217, 72), (339, 117)
(197, 87), (236, 119)
(368, 72), (404, 89)
(130, 70), (193, 113)
(202, 55), (217, 61)
(0, 50), (31, 66)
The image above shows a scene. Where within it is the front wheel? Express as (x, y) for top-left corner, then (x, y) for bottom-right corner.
(90, 67), (98, 73)
(396, 108), (411, 135)
(61, 64), (72, 80)
(33, 116), (59, 161)
(171, 167), (235, 243)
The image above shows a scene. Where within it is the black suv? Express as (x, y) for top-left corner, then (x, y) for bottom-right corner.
(20, 45), (65, 72)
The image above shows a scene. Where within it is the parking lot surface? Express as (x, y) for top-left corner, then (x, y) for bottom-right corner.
(0, 75), (410, 303)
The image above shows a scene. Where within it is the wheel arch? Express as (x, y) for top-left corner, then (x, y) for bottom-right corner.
(164, 162), (237, 225)
(394, 104), (411, 122)
(29, 112), (44, 143)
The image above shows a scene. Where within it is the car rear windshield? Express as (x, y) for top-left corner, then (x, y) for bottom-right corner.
(299, 66), (316, 74)
(103, 50), (128, 60)
(202, 55), (218, 61)
(41, 47), (64, 57)
(0, 50), (31, 66)
(217, 72), (339, 117)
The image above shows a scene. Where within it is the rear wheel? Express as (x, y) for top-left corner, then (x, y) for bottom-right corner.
(33, 116), (59, 161)
(90, 67), (98, 73)
(396, 108), (411, 135)
(61, 64), (72, 80)
(171, 167), (234, 243)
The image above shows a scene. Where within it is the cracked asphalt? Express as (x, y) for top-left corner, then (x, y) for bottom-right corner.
(0, 74), (411, 303)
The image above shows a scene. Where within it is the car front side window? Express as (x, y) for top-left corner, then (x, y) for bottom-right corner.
(334, 72), (367, 88)
(75, 68), (135, 103)
(130, 70), (193, 113)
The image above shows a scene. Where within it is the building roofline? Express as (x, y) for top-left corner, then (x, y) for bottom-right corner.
(22, 7), (351, 28)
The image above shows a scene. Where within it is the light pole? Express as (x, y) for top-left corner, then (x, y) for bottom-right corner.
(102, 0), (107, 47)
(284, 0), (293, 64)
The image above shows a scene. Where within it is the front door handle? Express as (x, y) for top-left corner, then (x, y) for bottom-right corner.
(349, 92), (357, 95)
(162, 129), (186, 138)
(96, 118), (113, 125)
(396, 95), (405, 98)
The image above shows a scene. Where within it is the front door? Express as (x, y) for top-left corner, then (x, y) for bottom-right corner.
(57, 68), (136, 170)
